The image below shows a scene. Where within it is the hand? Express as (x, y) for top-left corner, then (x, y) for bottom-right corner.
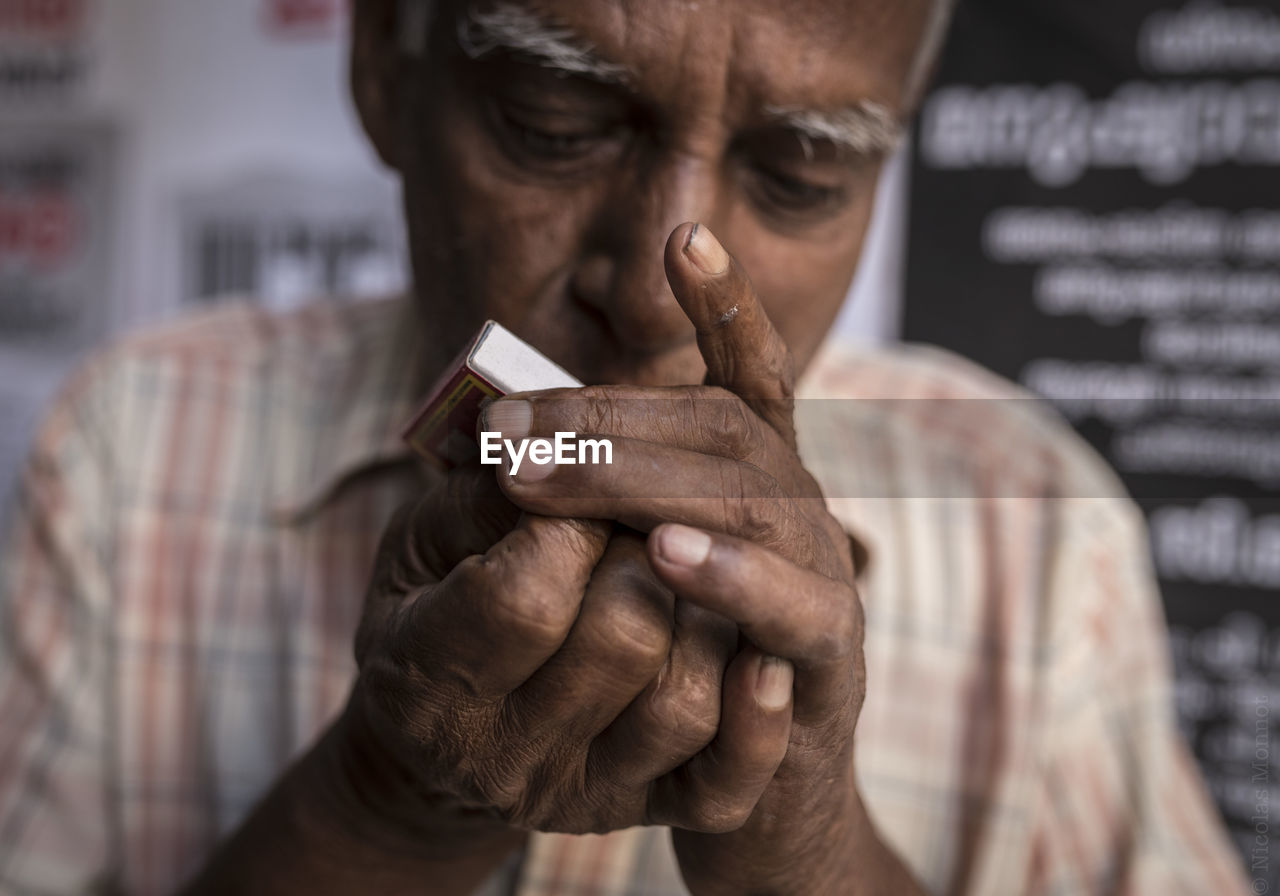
(485, 223), (892, 893)
(186, 458), (795, 896)
(328, 449), (796, 872)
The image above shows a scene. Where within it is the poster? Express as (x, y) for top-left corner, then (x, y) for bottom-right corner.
(177, 173), (405, 311)
(903, 1), (1278, 887)
(0, 0), (404, 512)
(0, 0), (93, 104)
(0, 121), (114, 347)
(0, 121), (114, 525)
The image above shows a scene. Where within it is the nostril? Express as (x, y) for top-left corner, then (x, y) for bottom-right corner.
(568, 289), (615, 343)
(570, 255), (613, 310)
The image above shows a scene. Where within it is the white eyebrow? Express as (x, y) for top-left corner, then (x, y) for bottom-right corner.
(424, 3), (903, 157)
(455, 3), (630, 85)
(764, 102), (903, 158)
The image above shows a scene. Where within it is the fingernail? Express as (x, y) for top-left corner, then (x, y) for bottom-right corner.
(484, 399), (531, 440)
(684, 223), (729, 275)
(756, 655), (794, 710)
(657, 524), (711, 567)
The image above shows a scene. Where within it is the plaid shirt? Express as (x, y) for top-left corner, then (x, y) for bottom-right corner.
(0, 296), (1246, 895)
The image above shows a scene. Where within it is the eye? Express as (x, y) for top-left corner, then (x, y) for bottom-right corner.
(751, 167), (847, 214)
(731, 126), (870, 224)
(501, 112), (603, 160)
(490, 100), (625, 167)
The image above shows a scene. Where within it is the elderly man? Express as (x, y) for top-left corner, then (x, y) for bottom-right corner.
(0, 0), (1247, 894)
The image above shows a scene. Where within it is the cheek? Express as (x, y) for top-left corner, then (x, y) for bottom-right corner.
(740, 196), (874, 369)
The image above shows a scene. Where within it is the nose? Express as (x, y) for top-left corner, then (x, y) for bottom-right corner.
(571, 153), (727, 356)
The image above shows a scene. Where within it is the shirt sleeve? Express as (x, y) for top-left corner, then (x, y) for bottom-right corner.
(1024, 501), (1248, 895)
(0, 364), (116, 894)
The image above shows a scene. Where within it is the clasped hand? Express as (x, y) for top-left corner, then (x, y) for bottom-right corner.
(344, 224), (868, 894)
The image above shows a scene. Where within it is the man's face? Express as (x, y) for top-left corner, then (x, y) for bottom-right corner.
(372, 0), (933, 386)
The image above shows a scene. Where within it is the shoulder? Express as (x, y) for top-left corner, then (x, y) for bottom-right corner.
(91, 297), (402, 377)
(797, 340), (1133, 507)
(31, 296), (407, 503)
(801, 341), (1153, 666)
(52, 296), (403, 412)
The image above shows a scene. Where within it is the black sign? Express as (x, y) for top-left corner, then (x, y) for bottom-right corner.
(903, 1), (1279, 887)
(0, 122), (113, 347)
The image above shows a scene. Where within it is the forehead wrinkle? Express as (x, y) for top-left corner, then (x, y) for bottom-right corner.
(456, 2), (631, 84)
(764, 103), (903, 157)
(725, 0), (936, 117)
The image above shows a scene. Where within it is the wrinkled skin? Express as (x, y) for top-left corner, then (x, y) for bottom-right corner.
(359, 0), (932, 385)
(348, 226), (872, 891)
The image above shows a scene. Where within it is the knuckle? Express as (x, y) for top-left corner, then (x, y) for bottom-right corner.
(456, 710), (557, 827)
(645, 676), (719, 747)
(726, 477), (786, 540)
(458, 551), (575, 648)
(506, 749), (594, 833)
(540, 517), (611, 568)
(488, 582), (576, 647)
(815, 597), (859, 662)
(687, 792), (755, 834)
(450, 551), (492, 589)
(587, 604), (671, 673)
(578, 386), (620, 435)
(462, 757), (528, 824)
(705, 397), (758, 459)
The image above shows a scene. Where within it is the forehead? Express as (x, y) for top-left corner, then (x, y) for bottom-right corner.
(455, 0), (935, 115)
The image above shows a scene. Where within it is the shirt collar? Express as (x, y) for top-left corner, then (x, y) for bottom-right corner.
(269, 296), (434, 523)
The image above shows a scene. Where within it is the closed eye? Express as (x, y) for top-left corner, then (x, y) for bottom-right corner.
(752, 168), (846, 213)
(496, 107), (613, 161)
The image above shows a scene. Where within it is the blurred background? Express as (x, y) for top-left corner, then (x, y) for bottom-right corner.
(0, 0), (1275, 888)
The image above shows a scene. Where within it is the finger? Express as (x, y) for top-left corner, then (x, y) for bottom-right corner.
(588, 600), (736, 789)
(486, 386), (764, 460)
(647, 646), (793, 834)
(665, 222), (797, 449)
(405, 464), (522, 576)
(495, 434), (832, 572)
(359, 467), (522, 652)
(647, 523), (862, 721)
(369, 467), (520, 599)
(381, 514), (610, 700)
(485, 385), (798, 471)
(510, 530), (674, 742)
(484, 386), (822, 503)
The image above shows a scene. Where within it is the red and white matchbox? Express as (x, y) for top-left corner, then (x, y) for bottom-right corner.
(401, 320), (582, 468)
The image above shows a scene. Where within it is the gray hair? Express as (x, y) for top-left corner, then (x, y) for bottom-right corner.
(397, 0), (957, 108)
(455, 4), (629, 83)
(763, 102), (903, 157)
